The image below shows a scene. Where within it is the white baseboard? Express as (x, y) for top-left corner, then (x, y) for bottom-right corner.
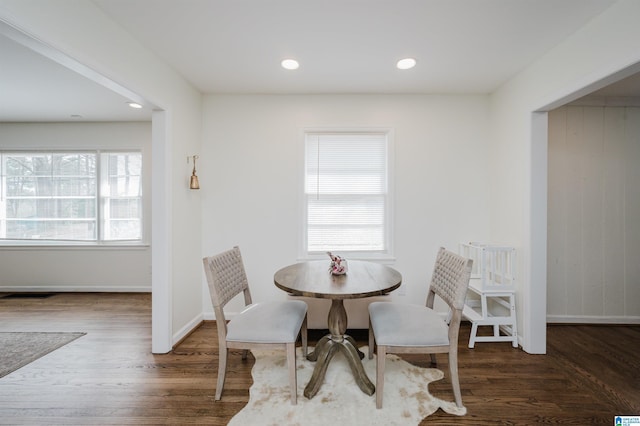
(173, 313), (204, 346)
(0, 286), (151, 292)
(547, 315), (640, 324)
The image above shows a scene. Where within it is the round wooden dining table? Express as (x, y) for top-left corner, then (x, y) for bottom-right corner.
(274, 259), (402, 399)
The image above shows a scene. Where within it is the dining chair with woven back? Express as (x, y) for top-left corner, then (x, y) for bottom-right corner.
(368, 247), (473, 409)
(203, 246), (308, 405)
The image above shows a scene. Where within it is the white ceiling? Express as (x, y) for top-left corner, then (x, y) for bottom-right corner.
(92, 0), (618, 94)
(0, 32), (152, 122)
(3, 0), (639, 122)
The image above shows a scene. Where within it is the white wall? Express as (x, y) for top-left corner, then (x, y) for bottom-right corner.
(490, 0), (640, 353)
(0, 122), (152, 291)
(547, 106), (640, 323)
(0, 0), (203, 352)
(5, 0), (640, 354)
(200, 94), (492, 324)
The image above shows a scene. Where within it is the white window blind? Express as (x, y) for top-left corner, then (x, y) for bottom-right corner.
(304, 132), (389, 254)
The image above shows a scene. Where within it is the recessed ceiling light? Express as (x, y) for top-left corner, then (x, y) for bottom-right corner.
(281, 59), (299, 70)
(396, 58), (416, 70)
(127, 102), (143, 109)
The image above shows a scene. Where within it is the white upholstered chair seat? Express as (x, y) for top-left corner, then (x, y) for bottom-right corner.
(227, 300), (308, 343)
(368, 302), (449, 347)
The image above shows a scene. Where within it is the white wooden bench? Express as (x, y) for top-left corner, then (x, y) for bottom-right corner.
(459, 242), (518, 348)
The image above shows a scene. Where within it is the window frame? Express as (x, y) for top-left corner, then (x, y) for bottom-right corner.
(299, 128), (395, 261)
(98, 151), (144, 242)
(0, 149), (144, 246)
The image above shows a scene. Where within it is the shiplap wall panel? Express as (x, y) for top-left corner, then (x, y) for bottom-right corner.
(602, 107), (626, 317)
(548, 106), (640, 322)
(565, 107), (585, 316)
(625, 108), (640, 316)
(547, 107), (567, 315)
(581, 107), (604, 316)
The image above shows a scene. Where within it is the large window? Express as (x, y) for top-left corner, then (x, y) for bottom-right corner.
(0, 151), (142, 243)
(303, 131), (392, 258)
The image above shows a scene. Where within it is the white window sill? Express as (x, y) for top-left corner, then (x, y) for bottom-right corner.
(298, 253), (396, 264)
(0, 241), (149, 250)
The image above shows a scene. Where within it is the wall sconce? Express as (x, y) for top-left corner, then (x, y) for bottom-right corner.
(189, 155), (200, 190)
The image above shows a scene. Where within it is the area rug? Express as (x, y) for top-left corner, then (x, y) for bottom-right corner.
(0, 332), (85, 378)
(228, 346), (466, 426)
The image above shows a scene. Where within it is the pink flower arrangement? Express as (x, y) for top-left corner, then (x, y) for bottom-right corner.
(327, 252), (347, 275)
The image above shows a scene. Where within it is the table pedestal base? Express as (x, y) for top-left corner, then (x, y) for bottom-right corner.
(304, 299), (375, 399)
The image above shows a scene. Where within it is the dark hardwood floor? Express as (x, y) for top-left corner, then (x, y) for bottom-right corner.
(0, 292), (638, 425)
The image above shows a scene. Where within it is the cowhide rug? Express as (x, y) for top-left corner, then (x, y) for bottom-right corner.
(228, 346), (466, 426)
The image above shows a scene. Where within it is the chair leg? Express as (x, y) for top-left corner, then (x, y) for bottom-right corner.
(375, 345), (386, 409)
(448, 349), (463, 408)
(468, 321), (478, 348)
(301, 315), (308, 357)
(215, 347), (228, 401)
(368, 318), (374, 359)
(286, 342), (297, 405)
(509, 293), (518, 348)
(429, 353), (437, 367)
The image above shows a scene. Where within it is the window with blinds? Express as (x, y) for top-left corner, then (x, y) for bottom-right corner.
(303, 131), (392, 257)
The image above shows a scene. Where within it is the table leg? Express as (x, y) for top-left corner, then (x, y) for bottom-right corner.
(345, 335), (365, 360)
(304, 339), (340, 399)
(306, 335), (331, 362)
(304, 299), (375, 399)
(339, 337), (375, 395)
